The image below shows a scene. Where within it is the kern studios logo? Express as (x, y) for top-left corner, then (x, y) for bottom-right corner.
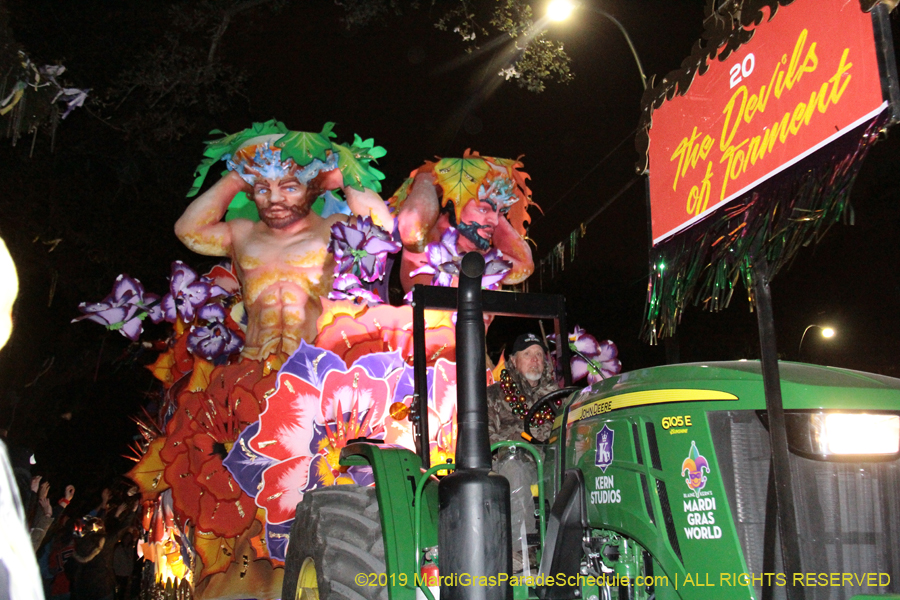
(595, 424), (614, 472)
(681, 441), (710, 498)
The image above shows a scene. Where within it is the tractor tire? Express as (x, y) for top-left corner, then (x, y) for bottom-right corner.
(282, 485), (388, 600)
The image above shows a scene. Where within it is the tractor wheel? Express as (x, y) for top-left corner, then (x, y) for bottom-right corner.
(282, 485), (387, 600)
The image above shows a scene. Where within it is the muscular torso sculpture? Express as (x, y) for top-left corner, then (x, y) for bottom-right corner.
(176, 141), (390, 361)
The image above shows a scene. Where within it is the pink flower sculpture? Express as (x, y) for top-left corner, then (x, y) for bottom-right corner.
(223, 342), (459, 561)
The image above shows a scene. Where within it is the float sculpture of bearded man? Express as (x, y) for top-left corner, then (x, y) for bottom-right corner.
(175, 122), (391, 361)
(390, 151), (536, 293)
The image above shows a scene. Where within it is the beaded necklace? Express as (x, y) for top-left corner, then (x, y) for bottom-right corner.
(498, 369), (556, 425)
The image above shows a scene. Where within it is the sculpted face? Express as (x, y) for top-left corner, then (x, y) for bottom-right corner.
(512, 344), (546, 384)
(252, 175), (314, 229)
(457, 199), (501, 251)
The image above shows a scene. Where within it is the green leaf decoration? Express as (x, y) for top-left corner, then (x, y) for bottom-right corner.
(350, 134), (387, 160)
(186, 119), (289, 198)
(274, 131), (333, 167)
(332, 135), (387, 192)
(319, 122), (337, 140)
(432, 157), (490, 218)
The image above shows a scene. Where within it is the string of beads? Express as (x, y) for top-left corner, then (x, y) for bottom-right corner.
(498, 369), (556, 425)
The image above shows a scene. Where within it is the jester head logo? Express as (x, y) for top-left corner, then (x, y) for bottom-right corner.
(681, 441), (710, 497)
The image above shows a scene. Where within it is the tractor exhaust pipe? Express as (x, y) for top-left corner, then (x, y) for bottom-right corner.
(454, 252), (492, 470)
(438, 252), (512, 600)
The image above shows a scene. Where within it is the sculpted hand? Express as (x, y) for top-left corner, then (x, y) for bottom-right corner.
(318, 167), (345, 191)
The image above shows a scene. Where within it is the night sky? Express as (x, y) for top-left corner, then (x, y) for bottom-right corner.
(1, 0), (899, 500)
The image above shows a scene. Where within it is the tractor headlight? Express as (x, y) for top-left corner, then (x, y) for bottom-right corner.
(780, 412), (900, 460)
(820, 413), (900, 455)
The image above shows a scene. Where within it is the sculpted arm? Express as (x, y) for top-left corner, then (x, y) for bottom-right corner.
(316, 168), (393, 230)
(397, 172), (441, 253)
(174, 171), (245, 256)
(493, 215), (534, 284)
(344, 187), (392, 230)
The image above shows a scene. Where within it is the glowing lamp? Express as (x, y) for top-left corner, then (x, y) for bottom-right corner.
(547, 0), (576, 21)
(389, 402), (410, 421)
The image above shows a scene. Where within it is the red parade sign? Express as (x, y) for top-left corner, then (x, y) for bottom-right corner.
(647, 0), (888, 245)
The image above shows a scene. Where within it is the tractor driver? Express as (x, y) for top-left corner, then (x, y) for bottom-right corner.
(487, 333), (559, 571)
(487, 333), (559, 444)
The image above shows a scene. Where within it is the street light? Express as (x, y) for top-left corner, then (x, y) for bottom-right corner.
(546, 0), (648, 90)
(799, 324), (836, 359)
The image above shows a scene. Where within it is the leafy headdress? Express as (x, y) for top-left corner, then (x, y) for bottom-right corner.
(187, 120), (387, 221)
(389, 149), (536, 235)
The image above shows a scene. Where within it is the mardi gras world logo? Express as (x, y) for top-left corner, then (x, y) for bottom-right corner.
(681, 441), (710, 497)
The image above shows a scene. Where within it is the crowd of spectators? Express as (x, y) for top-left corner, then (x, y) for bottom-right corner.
(6, 447), (141, 600)
(2, 237), (143, 600)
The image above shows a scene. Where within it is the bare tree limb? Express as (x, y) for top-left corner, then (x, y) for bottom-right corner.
(207, 0), (278, 64)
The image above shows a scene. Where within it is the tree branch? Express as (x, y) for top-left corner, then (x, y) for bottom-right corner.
(207, 0), (278, 64)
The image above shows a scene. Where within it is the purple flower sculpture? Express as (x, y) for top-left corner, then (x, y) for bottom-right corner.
(481, 249), (512, 290)
(410, 227), (511, 290)
(328, 217), (400, 283)
(410, 227), (462, 287)
(187, 322), (243, 362)
(160, 261), (226, 323)
(328, 274), (383, 305)
(72, 274), (163, 341)
(185, 303), (243, 361)
(567, 326), (622, 384)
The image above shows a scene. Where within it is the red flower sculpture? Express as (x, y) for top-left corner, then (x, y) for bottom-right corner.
(160, 361), (275, 539)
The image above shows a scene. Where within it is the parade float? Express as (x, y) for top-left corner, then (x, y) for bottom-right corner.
(73, 121), (620, 599)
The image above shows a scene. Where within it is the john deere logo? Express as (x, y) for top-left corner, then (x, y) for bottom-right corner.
(681, 441), (710, 498)
(595, 425), (614, 472)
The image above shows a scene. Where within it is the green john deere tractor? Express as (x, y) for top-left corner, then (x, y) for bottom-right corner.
(282, 253), (900, 600)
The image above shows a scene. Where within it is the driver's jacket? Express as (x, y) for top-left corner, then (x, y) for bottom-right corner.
(487, 362), (558, 445)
